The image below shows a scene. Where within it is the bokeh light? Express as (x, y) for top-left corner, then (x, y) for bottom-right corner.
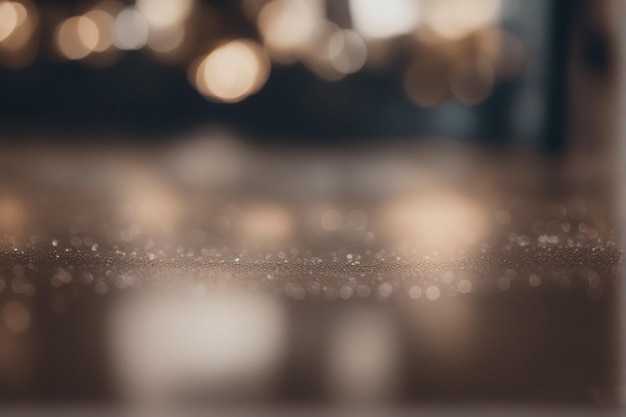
(423, 0), (502, 41)
(0, 0), (37, 68)
(84, 9), (115, 53)
(257, 0), (323, 63)
(192, 39), (270, 103)
(381, 191), (489, 256)
(136, 0), (194, 29)
(55, 16), (100, 60)
(113, 7), (149, 50)
(349, 0), (420, 39)
(0, 1), (20, 42)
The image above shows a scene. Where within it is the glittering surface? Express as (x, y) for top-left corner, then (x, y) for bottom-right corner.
(0, 138), (622, 407)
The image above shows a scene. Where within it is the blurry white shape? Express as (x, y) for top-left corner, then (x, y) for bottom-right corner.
(84, 9), (115, 52)
(258, 0), (323, 63)
(56, 16), (100, 60)
(425, 0), (501, 40)
(114, 7), (149, 50)
(382, 191), (489, 254)
(327, 306), (400, 403)
(136, 0), (194, 29)
(328, 29), (367, 74)
(0, 2), (19, 42)
(147, 24), (184, 53)
(349, 0), (420, 39)
(110, 290), (288, 401)
(194, 39), (269, 103)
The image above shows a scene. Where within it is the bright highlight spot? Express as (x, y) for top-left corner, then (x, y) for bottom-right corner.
(193, 39), (269, 103)
(0, 1), (19, 42)
(114, 7), (149, 50)
(136, 0), (194, 29)
(56, 16), (100, 60)
(84, 9), (115, 52)
(425, 0), (501, 40)
(349, 0), (420, 39)
(258, 0), (323, 63)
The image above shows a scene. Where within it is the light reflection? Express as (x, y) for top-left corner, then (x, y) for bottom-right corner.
(349, 0), (420, 39)
(381, 191), (489, 255)
(192, 39), (269, 103)
(327, 306), (400, 403)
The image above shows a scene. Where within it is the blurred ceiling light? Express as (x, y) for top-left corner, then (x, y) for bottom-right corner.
(55, 16), (100, 60)
(349, 0), (420, 39)
(136, 0), (194, 29)
(258, 0), (323, 63)
(0, 0), (37, 68)
(303, 22), (346, 81)
(304, 24), (367, 81)
(193, 39), (269, 103)
(449, 59), (494, 105)
(328, 29), (367, 74)
(84, 9), (115, 52)
(147, 24), (185, 54)
(114, 7), (149, 50)
(424, 0), (501, 40)
(0, 1), (20, 42)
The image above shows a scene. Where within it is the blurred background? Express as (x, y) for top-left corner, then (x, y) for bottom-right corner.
(0, 0), (624, 415)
